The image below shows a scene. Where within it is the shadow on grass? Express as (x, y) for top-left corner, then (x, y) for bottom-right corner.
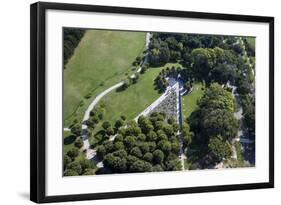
(64, 135), (76, 145)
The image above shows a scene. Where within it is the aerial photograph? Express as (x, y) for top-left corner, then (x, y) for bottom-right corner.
(63, 28), (255, 176)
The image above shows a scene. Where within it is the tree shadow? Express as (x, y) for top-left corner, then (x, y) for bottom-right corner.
(64, 135), (76, 145)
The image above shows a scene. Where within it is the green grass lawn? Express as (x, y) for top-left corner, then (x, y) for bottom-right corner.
(96, 64), (180, 124)
(64, 29), (146, 126)
(181, 82), (205, 121)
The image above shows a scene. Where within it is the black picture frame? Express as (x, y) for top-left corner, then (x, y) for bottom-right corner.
(30, 1), (274, 203)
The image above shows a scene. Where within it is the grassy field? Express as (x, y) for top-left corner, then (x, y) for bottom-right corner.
(181, 82), (205, 120)
(96, 64), (180, 124)
(64, 29), (146, 126)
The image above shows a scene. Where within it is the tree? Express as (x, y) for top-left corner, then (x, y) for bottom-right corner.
(165, 159), (182, 171)
(208, 136), (231, 160)
(106, 127), (114, 136)
(130, 147), (143, 158)
(167, 117), (176, 125)
(113, 149), (127, 158)
(114, 141), (125, 151)
(64, 169), (79, 176)
(79, 159), (94, 172)
(102, 121), (111, 130)
(67, 148), (79, 160)
(171, 142), (180, 154)
(152, 164), (164, 172)
(182, 123), (192, 147)
(115, 134), (124, 142)
(96, 145), (106, 159)
(125, 125), (141, 136)
(158, 140), (172, 154)
(74, 138), (83, 148)
(137, 133), (146, 141)
(66, 161), (82, 175)
(115, 119), (124, 129)
(191, 48), (216, 80)
(163, 124), (174, 136)
(147, 130), (158, 141)
(243, 103), (255, 139)
(143, 152), (153, 162)
(129, 160), (152, 172)
(103, 153), (127, 173)
(124, 136), (136, 149)
(153, 149), (164, 163)
(199, 83), (235, 113)
(70, 124), (81, 136)
(139, 142), (150, 153)
(64, 154), (72, 169)
(120, 115), (127, 121)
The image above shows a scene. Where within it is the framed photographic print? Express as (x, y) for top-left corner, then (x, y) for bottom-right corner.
(30, 1), (274, 203)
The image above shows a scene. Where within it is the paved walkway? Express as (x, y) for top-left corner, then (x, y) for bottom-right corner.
(79, 32), (152, 166)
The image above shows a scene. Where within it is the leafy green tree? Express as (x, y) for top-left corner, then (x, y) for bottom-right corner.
(64, 169), (79, 176)
(102, 121), (111, 130)
(152, 164), (164, 172)
(165, 159), (182, 171)
(114, 141), (125, 151)
(129, 160), (152, 172)
(153, 149), (164, 163)
(124, 136), (136, 149)
(147, 130), (158, 141)
(191, 48), (216, 79)
(96, 145), (106, 159)
(208, 136), (232, 160)
(199, 83), (235, 112)
(115, 119), (124, 129)
(113, 149), (127, 158)
(130, 147), (143, 158)
(143, 152), (153, 162)
(66, 161), (82, 175)
(79, 159), (94, 172)
(64, 154), (72, 169)
(106, 127), (114, 136)
(70, 124), (81, 136)
(74, 138), (83, 148)
(120, 115), (127, 121)
(139, 142), (150, 153)
(115, 134), (124, 142)
(137, 133), (146, 141)
(158, 140), (172, 154)
(171, 142), (180, 154)
(67, 148), (79, 160)
(163, 124), (174, 136)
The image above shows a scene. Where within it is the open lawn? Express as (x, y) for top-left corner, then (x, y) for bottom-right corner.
(96, 65), (176, 124)
(64, 30), (146, 126)
(181, 82), (205, 120)
(94, 63), (180, 124)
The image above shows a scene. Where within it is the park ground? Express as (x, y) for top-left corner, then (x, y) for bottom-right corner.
(64, 30), (146, 127)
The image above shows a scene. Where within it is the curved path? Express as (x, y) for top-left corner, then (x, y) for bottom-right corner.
(80, 33), (151, 163)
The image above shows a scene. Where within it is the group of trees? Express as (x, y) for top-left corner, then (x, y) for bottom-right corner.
(95, 112), (183, 174)
(154, 66), (181, 92)
(63, 28), (85, 66)
(187, 83), (239, 166)
(64, 149), (96, 176)
(148, 33), (254, 88)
